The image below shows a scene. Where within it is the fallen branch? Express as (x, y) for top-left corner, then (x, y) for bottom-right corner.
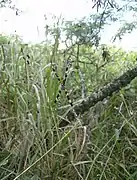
(66, 66), (137, 121)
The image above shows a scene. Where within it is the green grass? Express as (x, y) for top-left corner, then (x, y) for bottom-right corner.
(0, 40), (137, 180)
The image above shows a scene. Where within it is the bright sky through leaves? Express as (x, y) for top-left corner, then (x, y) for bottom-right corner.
(0, 0), (137, 50)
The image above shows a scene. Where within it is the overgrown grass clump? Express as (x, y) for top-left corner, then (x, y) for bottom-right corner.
(0, 35), (137, 180)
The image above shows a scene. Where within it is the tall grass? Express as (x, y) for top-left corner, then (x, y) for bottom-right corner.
(0, 38), (137, 180)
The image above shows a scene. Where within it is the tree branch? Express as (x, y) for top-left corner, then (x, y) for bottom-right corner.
(66, 65), (137, 121)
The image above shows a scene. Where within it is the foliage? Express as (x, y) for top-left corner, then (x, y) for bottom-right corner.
(0, 29), (137, 180)
(0, 0), (12, 8)
(89, 0), (137, 42)
(91, 0), (119, 11)
(0, 0), (21, 15)
(1, 0), (137, 178)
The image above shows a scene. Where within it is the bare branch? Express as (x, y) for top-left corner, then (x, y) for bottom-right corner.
(66, 65), (137, 121)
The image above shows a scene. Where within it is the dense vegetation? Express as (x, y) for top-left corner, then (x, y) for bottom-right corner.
(1, 0), (137, 179)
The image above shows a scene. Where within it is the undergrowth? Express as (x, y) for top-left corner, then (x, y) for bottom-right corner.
(0, 36), (137, 180)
